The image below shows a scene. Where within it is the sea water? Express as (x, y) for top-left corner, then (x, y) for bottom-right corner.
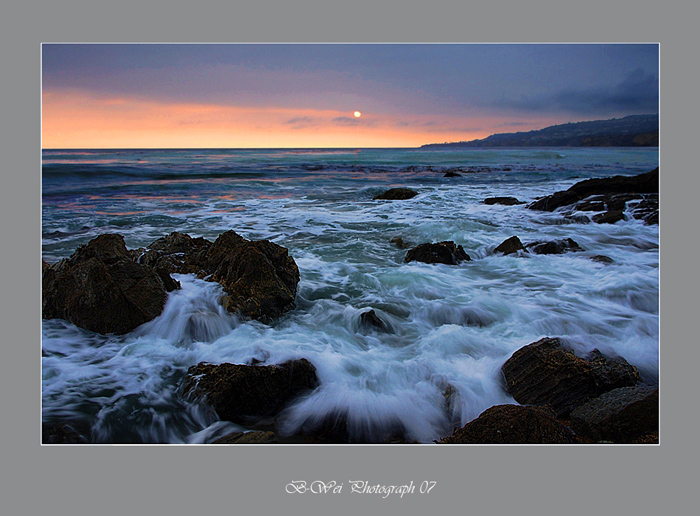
(41, 147), (659, 443)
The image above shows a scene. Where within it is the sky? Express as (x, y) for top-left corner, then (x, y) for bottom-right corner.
(41, 44), (659, 149)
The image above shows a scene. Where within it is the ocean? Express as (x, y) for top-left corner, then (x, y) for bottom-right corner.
(41, 147), (659, 443)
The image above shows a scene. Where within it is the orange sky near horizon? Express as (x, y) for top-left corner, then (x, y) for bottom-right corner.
(41, 91), (499, 149)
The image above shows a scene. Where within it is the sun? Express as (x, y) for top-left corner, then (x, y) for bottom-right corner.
(353, 111), (362, 118)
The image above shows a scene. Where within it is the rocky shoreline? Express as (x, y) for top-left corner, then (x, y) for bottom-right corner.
(42, 168), (659, 444)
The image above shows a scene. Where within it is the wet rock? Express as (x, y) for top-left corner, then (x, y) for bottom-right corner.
(144, 231), (300, 323)
(212, 430), (279, 444)
(526, 238), (583, 255)
(405, 241), (471, 265)
(590, 255), (615, 264)
(200, 231), (300, 322)
(139, 231), (212, 275)
(183, 359), (318, 424)
(575, 198), (607, 211)
(501, 337), (639, 418)
(563, 214), (592, 224)
(483, 197), (524, 206)
(494, 235), (526, 255)
(373, 187), (419, 200)
(570, 385), (658, 443)
(42, 422), (89, 444)
(390, 236), (410, 249)
(592, 210), (625, 224)
(629, 431), (659, 444)
(42, 234), (173, 335)
(444, 171), (462, 177)
(438, 404), (576, 444)
(359, 309), (389, 332)
(295, 411), (410, 444)
(528, 168), (658, 212)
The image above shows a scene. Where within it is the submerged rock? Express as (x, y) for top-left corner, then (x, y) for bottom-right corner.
(42, 234), (173, 335)
(483, 196), (524, 206)
(183, 359), (318, 424)
(438, 404), (576, 444)
(405, 241), (471, 265)
(373, 187), (419, 200)
(590, 255), (615, 264)
(570, 385), (658, 443)
(501, 337), (639, 418)
(359, 309), (389, 333)
(390, 236), (410, 249)
(444, 171), (462, 177)
(494, 235), (526, 255)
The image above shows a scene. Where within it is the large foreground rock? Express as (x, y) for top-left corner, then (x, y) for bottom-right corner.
(570, 385), (658, 443)
(42, 234), (173, 334)
(438, 404), (576, 444)
(501, 337), (639, 418)
(405, 241), (471, 265)
(183, 359), (318, 424)
(43, 230), (301, 333)
(143, 230), (300, 323)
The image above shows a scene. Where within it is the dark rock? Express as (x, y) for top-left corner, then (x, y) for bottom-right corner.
(295, 411), (410, 444)
(444, 171), (462, 177)
(139, 231), (212, 275)
(484, 197), (524, 206)
(526, 238), (583, 255)
(494, 235), (526, 255)
(42, 259), (50, 275)
(563, 214), (592, 224)
(574, 198), (606, 211)
(643, 211), (659, 225)
(359, 309), (388, 332)
(201, 231), (300, 322)
(390, 236), (410, 249)
(501, 337), (639, 418)
(570, 385), (658, 443)
(42, 234), (172, 334)
(592, 210), (625, 224)
(212, 430), (279, 444)
(529, 168), (659, 212)
(438, 404), (576, 444)
(42, 422), (89, 444)
(590, 255), (615, 264)
(629, 431), (659, 444)
(405, 241), (471, 265)
(183, 359), (318, 424)
(143, 231), (300, 322)
(606, 194), (643, 211)
(373, 188), (419, 200)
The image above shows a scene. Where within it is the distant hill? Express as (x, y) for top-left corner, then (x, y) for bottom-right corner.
(421, 114), (659, 149)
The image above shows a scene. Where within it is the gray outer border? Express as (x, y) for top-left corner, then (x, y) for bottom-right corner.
(5, 0), (692, 514)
